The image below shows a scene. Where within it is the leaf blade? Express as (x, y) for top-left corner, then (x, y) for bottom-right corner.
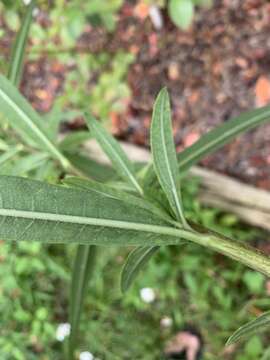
(0, 75), (70, 168)
(151, 88), (187, 225)
(65, 152), (116, 182)
(121, 246), (159, 293)
(63, 177), (174, 224)
(143, 103), (270, 185)
(227, 311), (270, 345)
(178, 105), (270, 172)
(69, 245), (96, 357)
(0, 176), (180, 246)
(169, 0), (194, 30)
(85, 113), (143, 194)
(8, 0), (36, 86)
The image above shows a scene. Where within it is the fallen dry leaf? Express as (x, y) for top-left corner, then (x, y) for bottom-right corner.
(134, 1), (150, 20)
(184, 132), (200, 147)
(255, 75), (270, 107)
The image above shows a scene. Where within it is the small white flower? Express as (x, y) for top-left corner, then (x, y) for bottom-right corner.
(32, 8), (39, 17)
(79, 351), (94, 360)
(22, 0), (31, 5)
(140, 287), (155, 303)
(160, 316), (173, 328)
(56, 323), (70, 342)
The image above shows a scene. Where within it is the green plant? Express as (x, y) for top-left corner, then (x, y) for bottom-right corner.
(1, 74), (270, 357)
(1, 1), (270, 359)
(145, 0), (213, 30)
(168, 0), (213, 30)
(1, 0), (132, 123)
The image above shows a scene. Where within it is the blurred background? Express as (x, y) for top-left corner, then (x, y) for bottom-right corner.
(0, 1), (270, 359)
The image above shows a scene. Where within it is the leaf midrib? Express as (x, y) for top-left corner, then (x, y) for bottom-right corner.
(159, 94), (182, 221)
(0, 208), (183, 237)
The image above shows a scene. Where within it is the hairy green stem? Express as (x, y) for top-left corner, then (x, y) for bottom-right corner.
(1, 208), (270, 277)
(186, 231), (270, 278)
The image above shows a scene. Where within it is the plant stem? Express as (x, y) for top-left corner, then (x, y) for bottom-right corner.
(144, 224), (270, 278)
(1, 207), (269, 277)
(184, 231), (270, 278)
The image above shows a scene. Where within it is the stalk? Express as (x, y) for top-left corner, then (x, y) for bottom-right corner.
(1, 208), (269, 277)
(136, 225), (270, 278)
(184, 231), (270, 278)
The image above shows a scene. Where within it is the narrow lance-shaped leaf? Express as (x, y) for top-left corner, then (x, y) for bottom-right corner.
(121, 88), (193, 293)
(84, 113), (143, 195)
(65, 152), (116, 182)
(121, 246), (159, 293)
(0, 75), (70, 169)
(226, 311), (270, 345)
(143, 102), (270, 186)
(8, 0), (36, 86)
(129, 86), (270, 287)
(151, 88), (188, 226)
(69, 245), (97, 359)
(2, 176), (270, 278)
(0, 175), (179, 246)
(63, 177), (175, 224)
(177, 105), (270, 172)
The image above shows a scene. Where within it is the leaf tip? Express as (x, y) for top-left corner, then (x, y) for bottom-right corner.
(157, 86), (169, 99)
(120, 277), (129, 294)
(225, 337), (233, 347)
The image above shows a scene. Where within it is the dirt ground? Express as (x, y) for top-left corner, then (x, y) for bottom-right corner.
(3, 0), (270, 189)
(113, 0), (270, 190)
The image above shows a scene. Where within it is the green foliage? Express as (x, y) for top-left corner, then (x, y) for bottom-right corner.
(177, 104), (270, 173)
(0, 241), (68, 359)
(2, 0), (123, 35)
(49, 0), (123, 37)
(227, 312), (270, 346)
(56, 51), (134, 121)
(120, 246), (159, 293)
(1, 2), (270, 358)
(168, 0), (213, 30)
(69, 245), (97, 359)
(0, 195), (267, 359)
(169, 0), (195, 30)
(1, 1), (133, 122)
(1, 82), (270, 358)
(151, 88), (187, 225)
(8, 0), (36, 86)
(243, 270), (265, 295)
(85, 114), (143, 195)
(63, 177), (172, 223)
(0, 75), (70, 169)
(145, 92), (270, 184)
